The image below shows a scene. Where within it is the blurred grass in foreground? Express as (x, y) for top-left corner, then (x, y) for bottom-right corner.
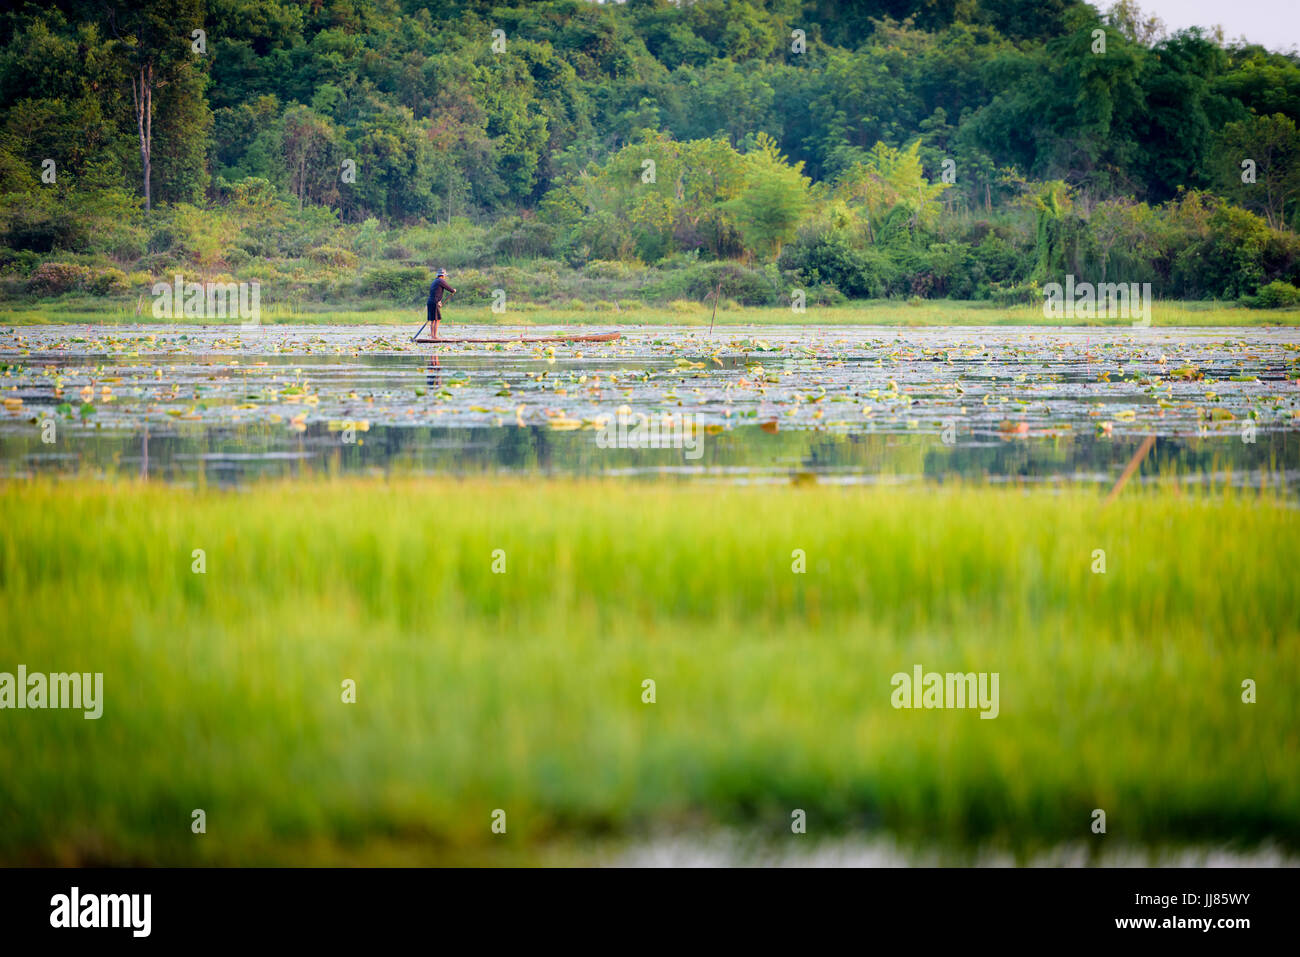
(1, 477), (1297, 864)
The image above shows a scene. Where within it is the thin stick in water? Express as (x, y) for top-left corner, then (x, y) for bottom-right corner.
(1104, 434), (1157, 505)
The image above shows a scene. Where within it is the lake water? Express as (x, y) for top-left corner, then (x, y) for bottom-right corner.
(3, 323), (1297, 489)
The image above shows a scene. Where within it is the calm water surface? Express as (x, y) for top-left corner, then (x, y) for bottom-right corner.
(2, 323), (1297, 489)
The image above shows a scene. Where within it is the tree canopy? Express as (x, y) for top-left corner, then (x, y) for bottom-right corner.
(3, 0), (1300, 304)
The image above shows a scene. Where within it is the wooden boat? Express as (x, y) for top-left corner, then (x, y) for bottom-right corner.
(414, 331), (621, 345)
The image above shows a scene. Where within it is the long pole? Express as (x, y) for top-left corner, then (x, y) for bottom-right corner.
(413, 290), (453, 342)
(1104, 435), (1156, 505)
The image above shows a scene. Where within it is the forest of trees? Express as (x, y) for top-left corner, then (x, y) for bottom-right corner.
(3, 0), (1300, 308)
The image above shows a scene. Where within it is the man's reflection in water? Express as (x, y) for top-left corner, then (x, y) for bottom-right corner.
(425, 353), (442, 390)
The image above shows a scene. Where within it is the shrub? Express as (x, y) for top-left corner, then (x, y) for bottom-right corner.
(921, 242), (976, 298)
(806, 283), (847, 306)
(0, 247), (41, 274)
(136, 252), (183, 276)
(1163, 193), (1300, 300)
(236, 237), (272, 258)
(2, 198), (85, 253)
(1198, 205), (1271, 299)
(361, 265), (428, 302)
(308, 245), (358, 268)
(487, 216), (556, 261)
(1243, 280), (1300, 309)
(649, 261), (781, 305)
(86, 267), (130, 296)
(667, 299), (704, 314)
(351, 218), (384, 258)
(971, 234), (1025, 294)
(401, 220), (491, 268)
(987, 280), (1041, 305)
(780, 231), (892, 298)
(27, 262), (92, 296)
(561, 209), (635, 265)
(585, 260), (638, 281)
(0, 275), (27, 299)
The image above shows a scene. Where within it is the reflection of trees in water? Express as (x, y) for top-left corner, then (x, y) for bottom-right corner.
(1151, 435), (1295, 475)
(743, 428), (1297, 483)
(3, 423), (1294, 485)
(373, 426), (545, 473)
(494, 426), (539, 470)
(919, 432), (1298, 483)
(378, 421), (406, 468)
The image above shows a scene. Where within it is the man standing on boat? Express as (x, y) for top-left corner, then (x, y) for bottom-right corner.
(425, 268), (456, 340)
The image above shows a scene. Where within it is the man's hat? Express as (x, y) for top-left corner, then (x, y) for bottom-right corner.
(437, 268), (447, 276)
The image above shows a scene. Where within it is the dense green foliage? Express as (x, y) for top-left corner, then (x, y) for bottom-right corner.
(3, 0), (1300, 306)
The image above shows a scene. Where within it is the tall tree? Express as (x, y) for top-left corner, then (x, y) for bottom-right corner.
(725, 132), (811, 260)
(106, 0), (204, 210)
(835, 139), (949, 241)
(1213, 113), (1300, 230)
(281, 105), (343, 212)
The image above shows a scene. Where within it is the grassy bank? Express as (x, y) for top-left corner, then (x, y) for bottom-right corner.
(1, 477), (1297, 864)
(4, 299), (1300, 328)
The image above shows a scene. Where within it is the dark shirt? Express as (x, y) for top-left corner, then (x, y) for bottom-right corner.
(427, 277), (455, 304)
